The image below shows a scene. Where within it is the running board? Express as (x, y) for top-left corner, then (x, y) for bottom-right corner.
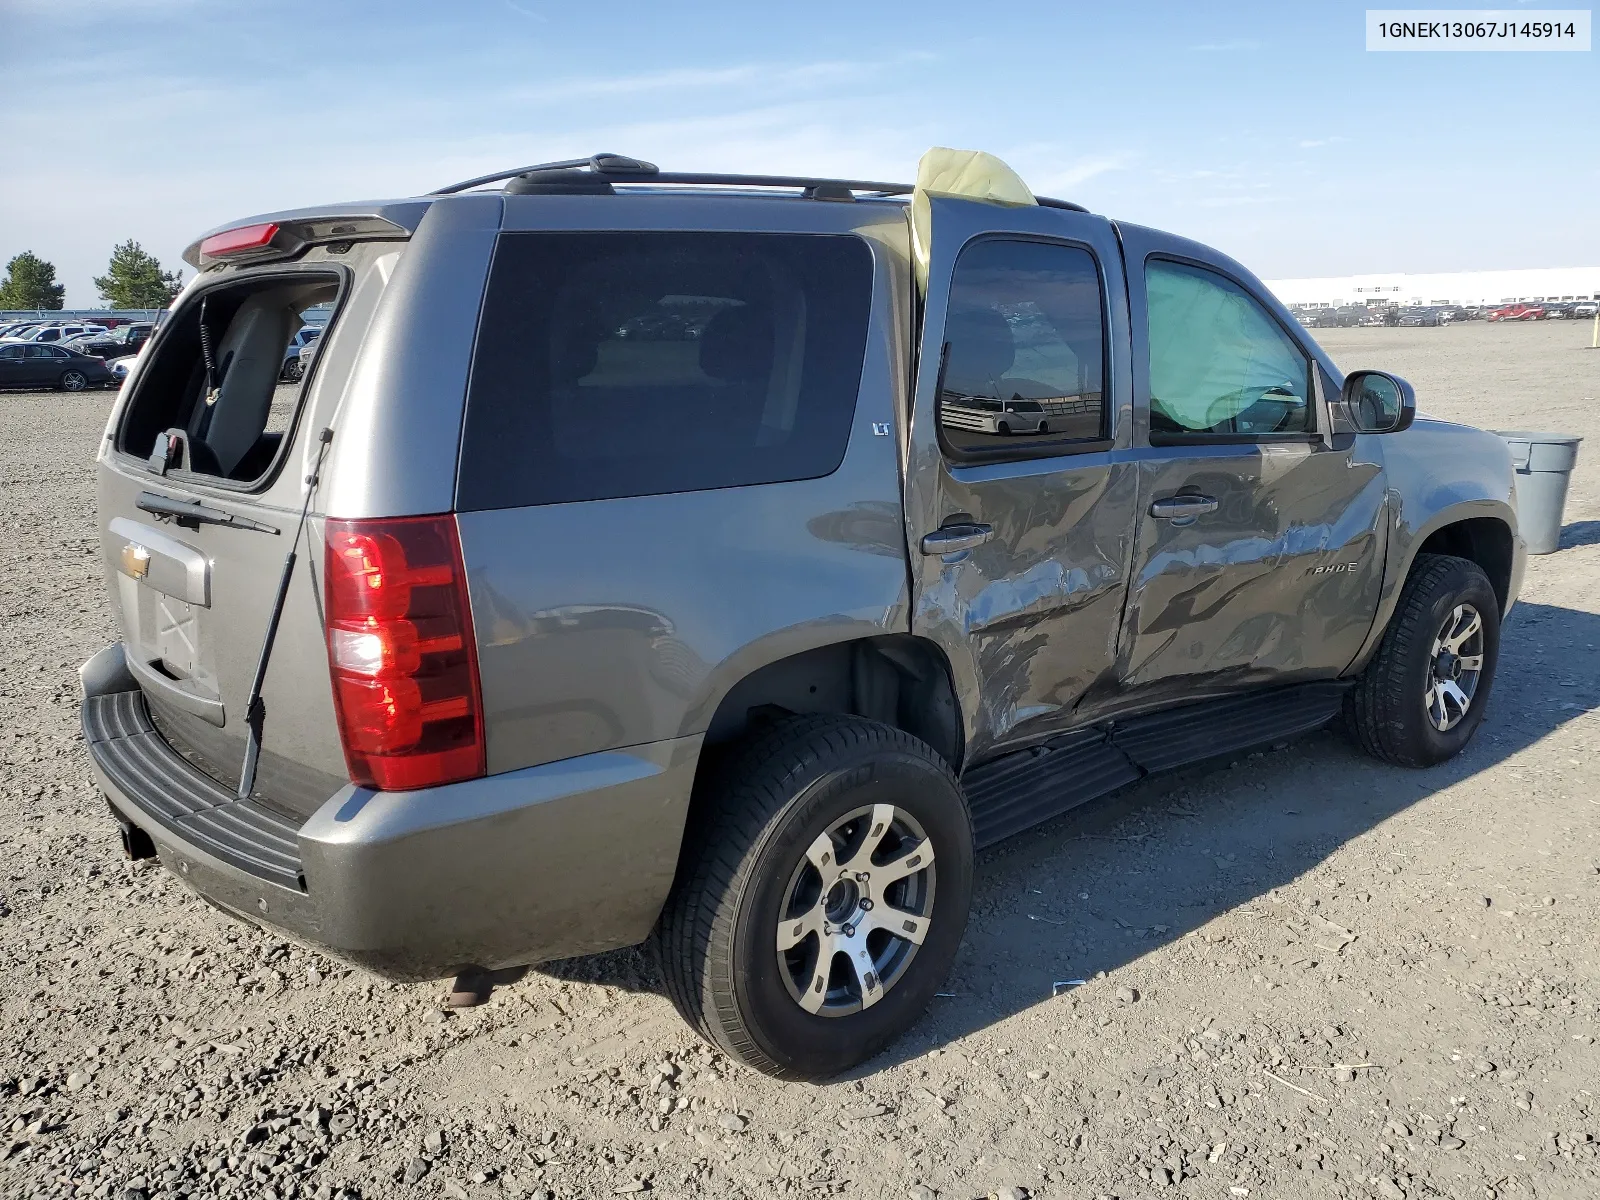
(962, 681), (1349, 849)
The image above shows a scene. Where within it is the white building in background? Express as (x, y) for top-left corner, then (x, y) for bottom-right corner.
(1262, 266), (1600, 309)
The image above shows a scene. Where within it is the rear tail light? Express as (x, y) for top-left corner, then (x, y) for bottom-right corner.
(324, 515), (484, 791)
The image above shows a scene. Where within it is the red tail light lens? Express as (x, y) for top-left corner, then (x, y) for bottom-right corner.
(324, 515), (484, 791)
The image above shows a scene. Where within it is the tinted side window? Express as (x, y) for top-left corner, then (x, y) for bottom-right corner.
(459, 232), (874, 510)
(1146, 260), (1312, 438)
(937, 239), (1107, 461)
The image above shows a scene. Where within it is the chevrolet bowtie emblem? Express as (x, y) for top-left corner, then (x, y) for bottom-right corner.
(121, 542), (151, 579)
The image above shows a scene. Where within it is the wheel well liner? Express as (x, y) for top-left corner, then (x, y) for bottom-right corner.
(701, 636), (964, 771)
(1414, 516), (1514, 613)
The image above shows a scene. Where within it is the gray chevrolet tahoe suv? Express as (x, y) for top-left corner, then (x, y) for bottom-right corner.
(80, 153), (1524, 1081)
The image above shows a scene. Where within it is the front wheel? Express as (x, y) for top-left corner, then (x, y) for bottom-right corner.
(283, 359), (304, 383)
(654, 715), (973, 1081)
(59, 370), (88, 392)
(1345, 553), (1500, 767)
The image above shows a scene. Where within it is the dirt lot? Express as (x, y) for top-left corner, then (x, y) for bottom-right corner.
(1, 319), (1597, 1200)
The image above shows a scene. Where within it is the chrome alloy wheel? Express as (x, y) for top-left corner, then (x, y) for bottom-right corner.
(1426, 602), (1484, 732)
(776, 802), (936, 1017)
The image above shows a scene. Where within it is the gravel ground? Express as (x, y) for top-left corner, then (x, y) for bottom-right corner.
(1, 319), (1597, 1200)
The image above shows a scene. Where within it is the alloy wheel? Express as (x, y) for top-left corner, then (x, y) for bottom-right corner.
(775, 802), (936, 1017)
(1426, 602), (1484, 731)
(61, 371), (87, 392)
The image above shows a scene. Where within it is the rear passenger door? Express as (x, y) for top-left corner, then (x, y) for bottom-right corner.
(1113, 226), (1387, 707)
(907, 198), (1138, 764)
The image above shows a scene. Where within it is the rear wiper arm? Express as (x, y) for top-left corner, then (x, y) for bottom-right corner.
(136, 491), (279, 535)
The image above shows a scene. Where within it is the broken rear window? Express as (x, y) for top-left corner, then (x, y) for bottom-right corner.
(116, 271), (341, 486)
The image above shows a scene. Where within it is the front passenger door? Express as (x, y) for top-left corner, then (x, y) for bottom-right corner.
(1114, 233), (1387, 706)
(0, 344), (24, 388)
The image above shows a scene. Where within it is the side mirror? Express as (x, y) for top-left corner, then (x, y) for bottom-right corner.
(1341, 369), (1416, 434)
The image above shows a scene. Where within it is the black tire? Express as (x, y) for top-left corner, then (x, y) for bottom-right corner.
(653, 715), (973, 1080)
(59, 370), (87, 392)
(283, 359), (304, 383)
(1345, 553), (1500, 767)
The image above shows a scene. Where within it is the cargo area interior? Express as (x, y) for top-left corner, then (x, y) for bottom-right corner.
(116, 272), (338, 484)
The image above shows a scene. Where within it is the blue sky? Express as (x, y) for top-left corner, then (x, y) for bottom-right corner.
(3, 0), (1596, 306)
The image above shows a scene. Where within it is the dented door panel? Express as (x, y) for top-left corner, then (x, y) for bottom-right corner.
(1117, 443), (1387, 703)
(916, 455), (1141, 756)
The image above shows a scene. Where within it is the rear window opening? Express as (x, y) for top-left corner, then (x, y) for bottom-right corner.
(459, 232), (874, 510)
(116, 271), (340, 486)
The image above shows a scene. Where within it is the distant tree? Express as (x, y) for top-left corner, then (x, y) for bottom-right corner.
(93, 240), (183, 308)
(0, 251), (66, 310)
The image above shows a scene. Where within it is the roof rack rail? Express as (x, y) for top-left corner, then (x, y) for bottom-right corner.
(430, 152), (1087, 212)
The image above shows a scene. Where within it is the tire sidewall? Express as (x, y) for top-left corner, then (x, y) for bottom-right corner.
(729, 748), (972, 1078)
(61, 371), (86, 392)
(1403, 565), (1500, 762)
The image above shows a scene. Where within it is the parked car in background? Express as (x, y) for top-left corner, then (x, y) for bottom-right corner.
(295, 332), (321, 375)
(0, 322), (41, 339)
(1488, 303), (1543, 322)
(0, 342), (113, 390)
(1573, 301), (1598, 318)
(279, 325), (321, 381)
(64, 323), (155, 360)
(0, 322), (110, 345)
(1540, 302), (1571, 319)
(107, 346), (146, 387)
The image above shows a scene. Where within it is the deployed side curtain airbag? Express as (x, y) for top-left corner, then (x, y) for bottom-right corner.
(1146, 260), (1309, 434)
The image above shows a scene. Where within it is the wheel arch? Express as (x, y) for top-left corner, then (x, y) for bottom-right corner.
(699, 635), (965, 773)
(1414, 514), (1516, 614)
(1347, 498), (1519, 676)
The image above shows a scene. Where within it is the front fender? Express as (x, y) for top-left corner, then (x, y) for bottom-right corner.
(1346, 418), (1521, 673)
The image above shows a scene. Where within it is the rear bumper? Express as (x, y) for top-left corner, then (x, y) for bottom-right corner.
(80, 644), (700, 981)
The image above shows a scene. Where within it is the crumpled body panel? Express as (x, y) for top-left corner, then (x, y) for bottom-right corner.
(1117, 443), (1387, 703)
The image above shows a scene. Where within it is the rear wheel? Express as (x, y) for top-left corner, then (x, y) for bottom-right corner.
(654, 715), (973, 1080)
(59, 370), (87, 392)
(1345, 553), (1500, 767)
(283, 359), (304, 383)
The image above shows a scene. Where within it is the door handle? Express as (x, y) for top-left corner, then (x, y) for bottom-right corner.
(1150, 495), (1218, 520)
(920, 521), (994, 555)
